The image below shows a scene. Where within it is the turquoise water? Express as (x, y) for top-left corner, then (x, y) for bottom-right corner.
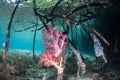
(0, 2), (45, 53)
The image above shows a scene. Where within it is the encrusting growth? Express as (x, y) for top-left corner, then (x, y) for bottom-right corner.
(90, 32), (107, 63)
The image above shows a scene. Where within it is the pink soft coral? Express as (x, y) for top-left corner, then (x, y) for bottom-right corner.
(39, 26), (68, 67)
(39, 50), (55, 67)
(40, 50), (61, 69)
(42, 26), (67, 58)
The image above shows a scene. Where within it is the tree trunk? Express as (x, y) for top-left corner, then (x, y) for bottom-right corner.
(57, 67), (64, 80)
(32, 18), (38, 63)
(2, 2), (19, 75)
(68, 43), (86, 80)
(57, 47), (66, 80)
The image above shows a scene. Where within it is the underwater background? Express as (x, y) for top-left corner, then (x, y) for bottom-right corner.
(0, 0), (120, 80)
(0, 1), (44, 52)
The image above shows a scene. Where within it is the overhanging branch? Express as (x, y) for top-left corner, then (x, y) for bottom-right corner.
(66, 1), (112, 17)
(46, 14), (110, 46)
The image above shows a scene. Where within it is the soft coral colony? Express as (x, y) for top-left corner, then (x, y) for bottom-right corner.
(39, 26), (67, 69)
(39, 26), (107, 80)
